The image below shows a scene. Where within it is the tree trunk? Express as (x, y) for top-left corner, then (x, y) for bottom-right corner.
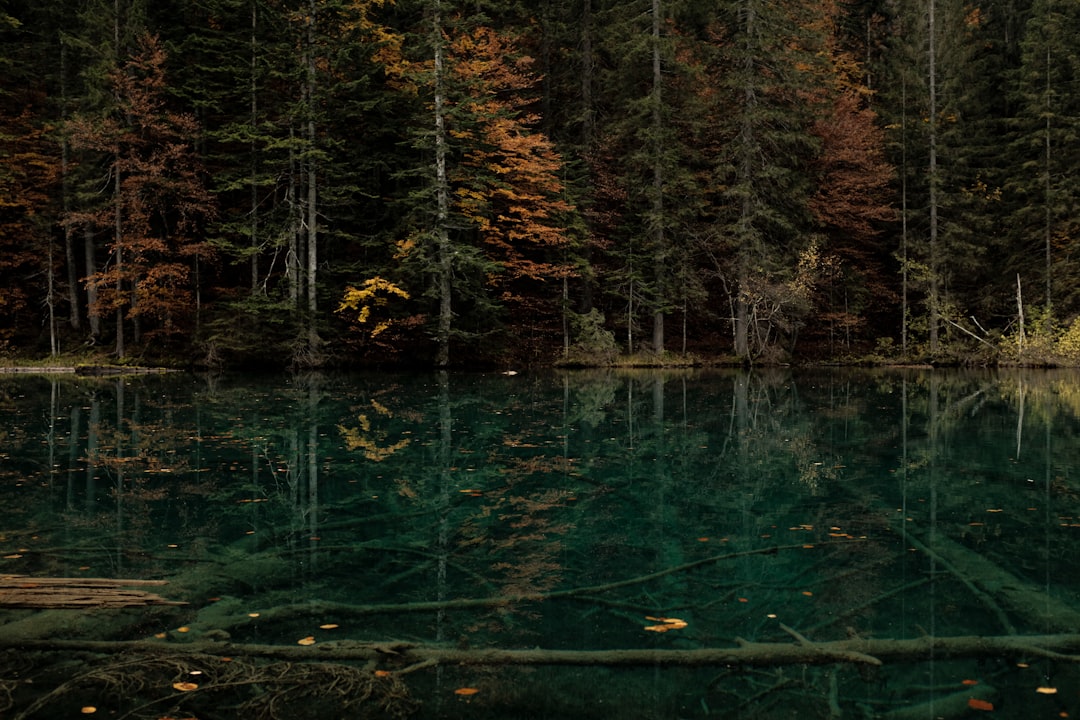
(650, 0), (664, 354)
(84, 227), (100, 340)
(927, 0), (940, 353)
(60, 41), (81, 332)
(1044, 44), (1052, 312)
(733, 0), (756, 363)
(433, 0), (452, 368)
(250, 0), (260, 293)
(114, 168), (125, 359)
(306, 0), (318, 351)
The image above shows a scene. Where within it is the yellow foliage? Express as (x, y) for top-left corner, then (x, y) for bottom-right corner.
(338, 276), (410, 340)
(1056, 319), (1080, 361)
(338, 424), (411, 462)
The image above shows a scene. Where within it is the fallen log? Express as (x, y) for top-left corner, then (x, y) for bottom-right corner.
(901, 525), (1080, 633)
(8, 632), (1080, 668)
(0, 575), (186, 609)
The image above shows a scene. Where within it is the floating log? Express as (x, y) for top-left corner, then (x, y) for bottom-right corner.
(0, 575), (186, 609)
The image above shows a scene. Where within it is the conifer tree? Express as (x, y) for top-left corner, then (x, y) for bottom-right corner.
(1011, 0), (1080, 317)
(702, 0), (827, 361)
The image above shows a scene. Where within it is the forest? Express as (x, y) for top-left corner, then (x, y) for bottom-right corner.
(1, 0), (1079, 369)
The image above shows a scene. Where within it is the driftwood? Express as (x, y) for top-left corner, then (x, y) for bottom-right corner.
(0, 575), (186, 608)
(8, 631), (1080, 668)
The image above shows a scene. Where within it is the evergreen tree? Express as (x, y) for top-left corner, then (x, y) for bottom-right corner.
(702, 0), (827, 361)
(1010, 0), (1080, 318)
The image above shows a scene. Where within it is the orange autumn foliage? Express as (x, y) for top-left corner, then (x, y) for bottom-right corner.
(447, 27), (574, 289)
(64, 34), (215, 343)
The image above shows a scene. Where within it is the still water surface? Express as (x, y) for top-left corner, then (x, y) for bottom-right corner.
(1, 368), (1079, 719)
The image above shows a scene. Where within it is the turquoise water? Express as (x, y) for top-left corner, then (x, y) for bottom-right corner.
(0, 368), (1078, 719)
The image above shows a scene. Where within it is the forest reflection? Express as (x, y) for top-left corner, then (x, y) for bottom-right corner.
(2, 368), (1079, 718)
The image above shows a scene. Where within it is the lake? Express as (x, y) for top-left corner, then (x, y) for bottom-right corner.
(0, 368), (1078, 719)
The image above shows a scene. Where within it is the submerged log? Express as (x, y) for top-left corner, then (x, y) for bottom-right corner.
(902, 524), (1080, 633)
(9, 632), (1080, 668)
(0, 575), (186, 608)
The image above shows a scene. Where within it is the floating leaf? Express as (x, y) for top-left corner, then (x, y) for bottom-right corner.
(319, 624), (339, 630)
(1036, 687), (1058, 694)
(643, 616), (687, 632)
(696, 537), (709, 542)
(454, 687), (480, 696)
(297, 636), (316, 646)
(802, 591), (813, 597)
(967, 698), (994, 711)
(154, 633), (167, 639)
(738, 598), (748, 603)
(247, 613), (260, 618)
(80, 707), (97, 714)
(375, 670), (392, 678)
(176, 627), (190, 633)
(962, 679), (979, 686)
(172, 682), (198, 692)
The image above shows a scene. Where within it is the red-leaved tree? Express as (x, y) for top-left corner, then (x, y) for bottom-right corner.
(65, 34), (215, 357)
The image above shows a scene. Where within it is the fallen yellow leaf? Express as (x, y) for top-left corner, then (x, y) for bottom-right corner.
(1036, 687), (1058, 694)
(297, 636), (316, 646)
(454, 687), (480, 696)
(80, 707), (97, 714)
(172, 682), (198, 692)
(319, 624), (339, 630)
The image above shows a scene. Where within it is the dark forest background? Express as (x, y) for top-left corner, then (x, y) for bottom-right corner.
(2, 0), (1078, 368)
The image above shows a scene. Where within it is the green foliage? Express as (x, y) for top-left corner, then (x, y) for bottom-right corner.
(561, 308), (617, 365)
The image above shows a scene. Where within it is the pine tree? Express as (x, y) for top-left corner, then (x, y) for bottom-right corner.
(702, 0), (827, 361)
(1011, 0), (1080, 318)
